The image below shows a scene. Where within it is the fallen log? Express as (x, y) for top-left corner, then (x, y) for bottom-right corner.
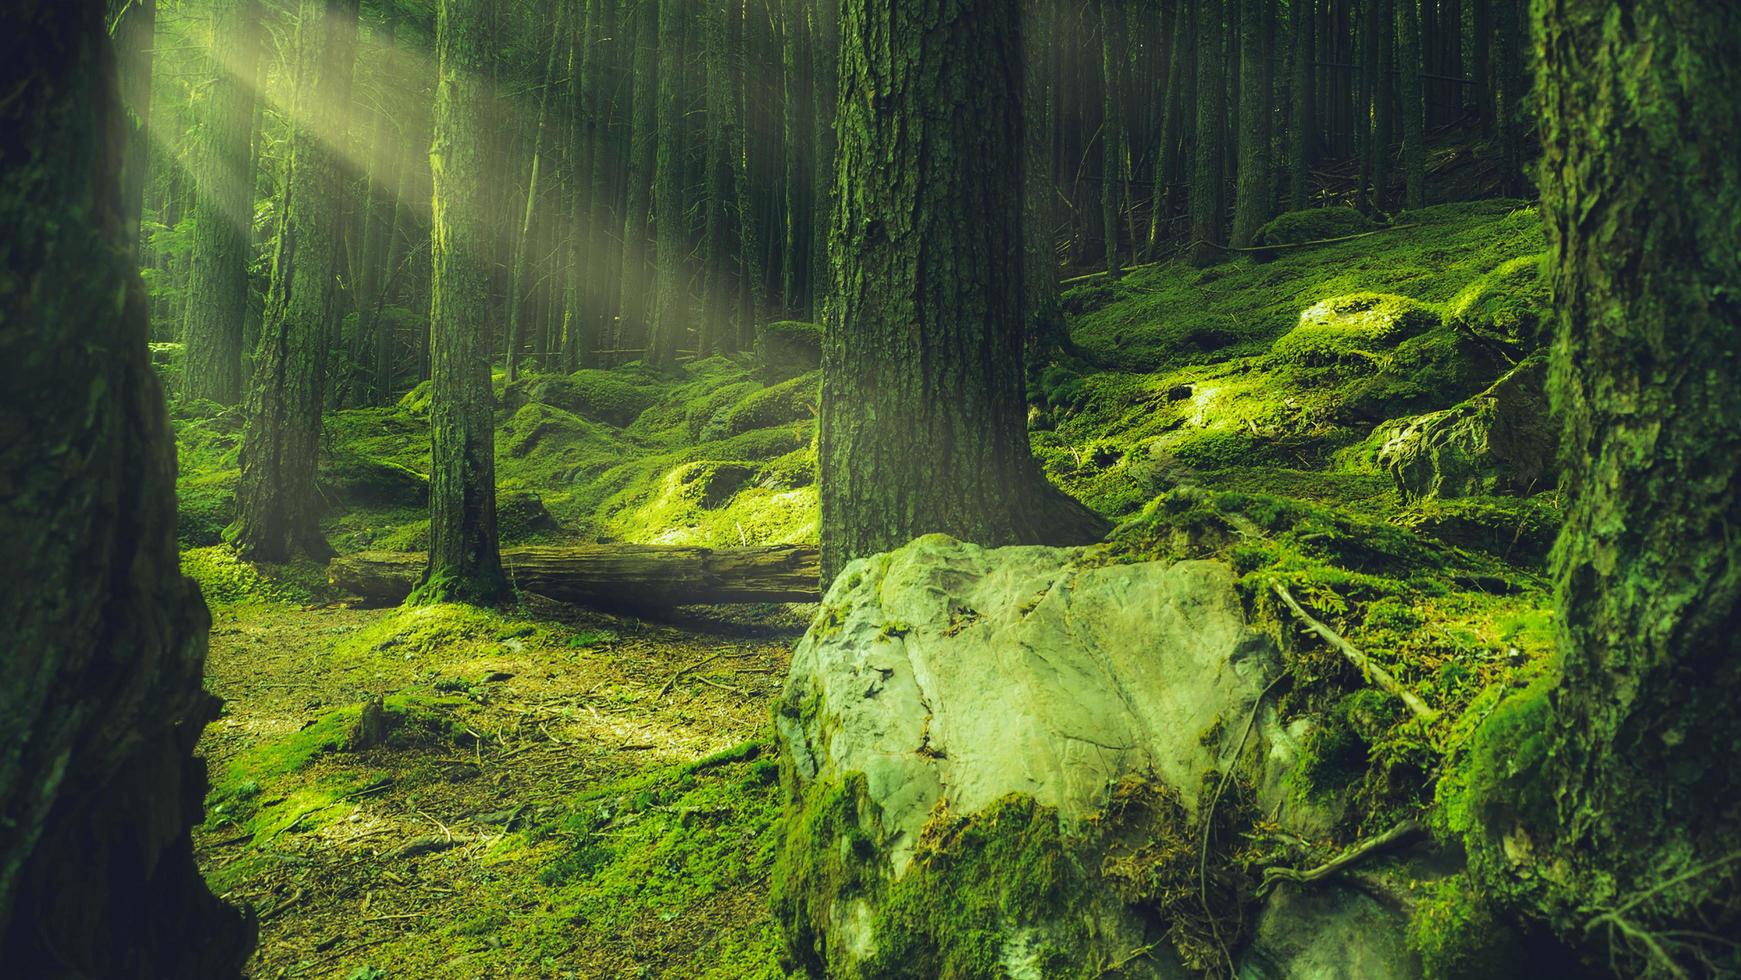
(328, 544), (821, 607)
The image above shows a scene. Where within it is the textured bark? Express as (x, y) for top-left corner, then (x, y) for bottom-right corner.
(1100, 0), (1126, 276)
(1229, 0), (1272, 247)
(581, 0), (618, 368)
(109, 0), (154, 252)
(1397, 0), (1425, 210)
(615, 0), (656, 353)
(234, 0), (358, 563)
(358, 14), (406, 404)
(821, 0), (1109, 580)
(0, 2), (253, 972)
(183, 0), (262, 406)
(647, 0), (685, 370)
(1526, 1), (1741, 971)
(1189, 0), (1227, 264)
(507, 0), (565, 383)
(331, 545), (821, 606)
(1022, 0), (1067, 351)
(424, 0), (507, 604)
(1148, 0), (1191, 250)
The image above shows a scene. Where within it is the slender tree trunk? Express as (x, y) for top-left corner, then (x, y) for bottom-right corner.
(1189, 0), (1227, 265)
(699, 0), (731, 357)
(423, 0), (507, 603)
(1229, 0), (1273, 246)
(732, 0), (766, 350)
(1288, 0), (1315, 209)
(616, 0), (656, 355)
(822, 0), (1109, 580)
(1148, 0), (1188, 252)
(1397, 0), (1425, 209)
(357, 13), (405, 404)
(648, 0), (685, 369)
(1368, 0), (1393, 210)
(1100, 0), (1126, 277)
(1023, 0), (1067, 352)
(0, 2), (254, 971)
(1492, 0), (1526, 195)
(1470, 0), (1491, 134)
(235, 0), (359, 563)
(811, 0), (838, 323)
(1471, 4), (1741, 975)
(506, 0), (565, 382)
(109, 0), (155, 254)
(183, 0), (263, 405)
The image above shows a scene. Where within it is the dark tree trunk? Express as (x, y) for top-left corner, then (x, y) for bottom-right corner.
(821, 0), (1108, 580)
(359, 13), (406, 404)
(1189, 0), (1227, 264)
(615, 0), (656, 354)
(1100, 0), (1126, 276)
(423, 0), (507, 604)
(1516, 2), (1741, 973)
(183, 0), (263, 406)
(0, 2), (253, 972)
(1288, 0), (1315, 209)
(1148, 0), (1190, 251)
(109, 0), (155, 253)
(506, 0), (564, 383)
(1397, 0), (1425, 209)
(1367, 0), (1394, 210)
(234, 0), (359, 563)
(647, 0), (685, 370)
(1023, 0), (1068, 352)
(1492, 0), (1527, 195)
(1229, 0), (1273, 247)
(1470, 0), (1492, 134)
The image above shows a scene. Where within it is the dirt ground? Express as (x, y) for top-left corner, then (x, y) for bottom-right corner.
(192, 594), (805, 978)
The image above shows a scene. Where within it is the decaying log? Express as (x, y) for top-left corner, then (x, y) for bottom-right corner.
(328, 544), (821, 607)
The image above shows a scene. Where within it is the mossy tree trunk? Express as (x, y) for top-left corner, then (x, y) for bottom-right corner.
(183, 0), (262, 406)
(1517, 2), (1741, 972)
(1229, 0), (1273, 247)
(0, 1), (253, 971)
(357, 13), (406, 404)
(234, 0), (359, 563)
(1189, 0), (1227, 265)
(423, 0), (507, 604)
(647, 0), (685, 370)
(820, 0), (1109, 580)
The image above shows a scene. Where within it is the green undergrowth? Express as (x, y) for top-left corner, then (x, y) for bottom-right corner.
(180, 545), (330, 605)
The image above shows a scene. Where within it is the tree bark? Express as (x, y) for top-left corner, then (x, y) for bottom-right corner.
(330, 544), (822, 606)
(1397, 0), (1425, 210)
(1100, 0), (1126, 276)
(1229, 0), (1273, 247)
(109, 0), (155, 254)
(234, 0), (359, 563)
(1288, 0), (1315, 209)
(0, 2), (253, 971)
(183, 0), (263, 406)
(615, 0), (657, 354)
(1518, 2), (1741, 972)
(647, 0), (686, 370)
(1189, 0), (1228, 264)
(821, 0), (1109, 580)
(424, 0), (507, 603)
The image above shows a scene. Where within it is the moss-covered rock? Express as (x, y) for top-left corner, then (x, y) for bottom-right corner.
(1448, 254), (1550, 350)
(756, 321), (821, 383)
(1395, 495), (1562, 565)
(496, 489), (562, 543)
(1271, 293), (1443, 367)
(318, 452), (428, 509)
(720, 371), (818, 436)
(397, 379), (434, 418)
(1376, 356), (1553, 502)
(1254, 206), (1377, 248)
(503, 370), (657, 427)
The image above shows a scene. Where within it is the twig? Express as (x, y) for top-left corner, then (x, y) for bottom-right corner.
(656, 650), (728, 699)
(1271, 584), (1439, 724)
(1260, 819), (1425, 894)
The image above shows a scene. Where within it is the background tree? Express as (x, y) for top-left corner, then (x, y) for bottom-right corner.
(1396, 0), (1425, 209)
(422, 0), (507, 603)
(1229, 0), (1273, 246)
(1189, 0), (1227, 264)
(0, 1), (252, 971)
(233, 0), (359, 562)
(820, 0), (1109, 579)
(182, 0), (262, 405)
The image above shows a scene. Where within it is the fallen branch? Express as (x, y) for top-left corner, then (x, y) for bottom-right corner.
(1260, 819), (1425, 894)
(1271, 583), (1440, 724)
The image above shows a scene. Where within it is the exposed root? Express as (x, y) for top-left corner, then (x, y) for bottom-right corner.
(1271, 583), (1440, 724)
(1259, 819), (1426, 895)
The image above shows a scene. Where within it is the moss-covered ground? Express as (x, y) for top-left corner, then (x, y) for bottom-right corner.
(175, 198), (1557, 977)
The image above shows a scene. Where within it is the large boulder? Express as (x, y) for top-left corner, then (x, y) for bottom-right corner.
(502, 370), (657, 427)
(775, 536), (1427, 978)
(1376, 355), (1553, 502)
(757, 321), (822, 383)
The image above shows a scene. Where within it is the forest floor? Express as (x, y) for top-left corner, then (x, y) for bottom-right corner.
(173, 193), (1560, 977)
(191, 593), (804, 978)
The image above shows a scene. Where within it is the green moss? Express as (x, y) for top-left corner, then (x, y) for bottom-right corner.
(1270, 293), (1443, 367)
(1253, 206), (1377, 247)
(1448, 253), (1550, 348)
(177, 469), (238, 547)
(318, 452), (427, 509)
(505, 369), (659, 427)
(1406, 873), (1523, 979)
(756, 320), (822, 382)
(181, 545), (322, 605)
(720, 371), (819, 436)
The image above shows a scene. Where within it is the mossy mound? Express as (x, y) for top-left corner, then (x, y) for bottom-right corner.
(504, 369), (659, 427)
(1271, 293), (1443, 367)
(318, 452), (428, 509)
(1448, 253), (1550, 349)
(720, 371), (818, 436)
(1254, 206), (1377, 248)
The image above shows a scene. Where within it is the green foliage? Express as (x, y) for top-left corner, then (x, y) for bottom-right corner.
(1270, 293), (1442, 367)
(180, 545), (324, 605)
(1448, 253), (1550, 348)
(1406, 874), (1523, 979)
(504, 369), (659, 427)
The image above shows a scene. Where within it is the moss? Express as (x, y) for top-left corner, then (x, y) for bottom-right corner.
(1406, 873), (1523, 979)
(181, 545), (324, 605)
(177, 469), (238, 547)
(496, 488), (562, 543)
(1448, 253), (1550, 348)
(1270, 293), (1443, 367)
(318, 452), (428, 509)
(397, 379), (433, 417)
(1395, 495), (1562, 565)
(1253, 206), (1377, 247)
(720, 371), (819, 436)
(756, 320), (822, 382)
(504, 369), (658, 427)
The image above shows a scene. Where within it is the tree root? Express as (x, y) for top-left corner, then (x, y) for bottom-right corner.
(1271, 583), (1440, 724)
(1259, 819), (1426, 895)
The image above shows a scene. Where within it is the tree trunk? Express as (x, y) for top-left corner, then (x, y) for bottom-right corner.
(0, 2), (253, 971)
(358, 13), (406, 405)
(1023, 0), (1067, 352)
(1189, 0), (1227, 265)
(1515, 2), (1741, 972)
(615, 0), (657, 355)
(330, 544), (822, 606)
(507, 0), (565, 384)
(424, 0), (507, 603)
(109, 0), (155, 254)
(821, 0), (1109, 580)
(1148, 0), (1190, 251)
(182, 0), (263, 406)
(235, 0), (359, 563)
(1368, 0), (1394, 210)
(647, 0), (685, 370)
(1492, 0), (1526, 195)
(1229, 0), (1273, 247)
(1100, 0), (1126, 277)
(1288, 0), (1315, 209)
(1397, 0), (1425, 209)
